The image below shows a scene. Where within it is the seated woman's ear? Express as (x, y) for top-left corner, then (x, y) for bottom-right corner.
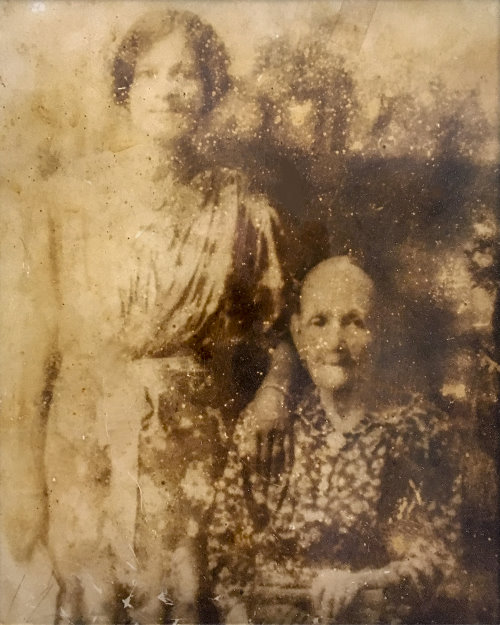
(290, 312), (302, 353)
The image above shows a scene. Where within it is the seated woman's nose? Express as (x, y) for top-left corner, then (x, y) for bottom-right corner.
(323, 322), (342, 347)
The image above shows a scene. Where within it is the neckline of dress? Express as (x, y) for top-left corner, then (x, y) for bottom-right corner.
(298, 385), (373, 439)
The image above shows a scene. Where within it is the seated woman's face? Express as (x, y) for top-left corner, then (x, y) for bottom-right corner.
(129, 30), (204, 142)
(291, 258), (374, 394)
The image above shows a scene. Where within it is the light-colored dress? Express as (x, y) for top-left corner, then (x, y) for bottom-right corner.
(209, 386), (464, 624)
(14, 147), (284, 621)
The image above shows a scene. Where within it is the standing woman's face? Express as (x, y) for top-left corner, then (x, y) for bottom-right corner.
(129, 30), (204, 142)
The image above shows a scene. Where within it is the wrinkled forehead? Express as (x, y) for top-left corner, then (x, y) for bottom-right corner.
(299, 259), (374, 317)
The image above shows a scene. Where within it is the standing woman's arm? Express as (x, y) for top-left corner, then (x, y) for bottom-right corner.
(0, 180), (59, 561)
(232, 179), (296, 473)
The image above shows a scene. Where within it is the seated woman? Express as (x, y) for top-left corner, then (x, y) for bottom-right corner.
(208, 256), (464, 624)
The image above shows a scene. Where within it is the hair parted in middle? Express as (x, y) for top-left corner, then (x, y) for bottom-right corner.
(112, 9), (231, 114)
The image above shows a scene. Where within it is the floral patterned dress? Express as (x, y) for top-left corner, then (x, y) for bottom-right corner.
(208, 386), (464, 624)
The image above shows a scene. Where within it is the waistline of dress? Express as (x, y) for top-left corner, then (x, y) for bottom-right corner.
(129, 352), (206, 376)
(58, 348), (205, 371)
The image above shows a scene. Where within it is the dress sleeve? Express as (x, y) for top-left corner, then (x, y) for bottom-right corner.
(224, 171), (285, 337)
(380, 400), (464, 615)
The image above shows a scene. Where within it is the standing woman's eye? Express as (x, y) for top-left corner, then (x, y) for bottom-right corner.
(168, 61), (192, 79)
(173, 68), (198, 82)
(136, 68), (156, 79)
(310, 314), (328, 327)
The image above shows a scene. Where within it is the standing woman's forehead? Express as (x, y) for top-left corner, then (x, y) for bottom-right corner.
(136, 32), (196, 72)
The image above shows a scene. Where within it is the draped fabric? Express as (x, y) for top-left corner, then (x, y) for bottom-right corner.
(40, 157), (283, 357)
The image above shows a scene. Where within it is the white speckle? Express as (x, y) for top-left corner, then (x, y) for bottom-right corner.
(128, 471), (144, 512)
(441, 383), (467, 400)
(32, 2), (46, 12)
(91, 582), (103, 595)
(122, 594), (133, 609)
(158, 591), (174, 606)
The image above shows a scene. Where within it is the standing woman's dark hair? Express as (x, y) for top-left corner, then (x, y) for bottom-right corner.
(112, 9), (231, 113)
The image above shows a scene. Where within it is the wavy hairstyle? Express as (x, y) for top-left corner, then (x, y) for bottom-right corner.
(112, 9), (231, 114)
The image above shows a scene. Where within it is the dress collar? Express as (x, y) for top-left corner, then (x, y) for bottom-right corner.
(295, 384), (376, 441)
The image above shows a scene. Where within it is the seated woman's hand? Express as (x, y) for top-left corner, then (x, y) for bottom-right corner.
(310, 562), (406, 622)
(311, 568), (364, 621)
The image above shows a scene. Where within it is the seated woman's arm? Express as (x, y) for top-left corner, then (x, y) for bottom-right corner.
(380, 409), (464, 619)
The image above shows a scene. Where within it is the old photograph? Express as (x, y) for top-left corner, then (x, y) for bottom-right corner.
(0, 1), (498, 623)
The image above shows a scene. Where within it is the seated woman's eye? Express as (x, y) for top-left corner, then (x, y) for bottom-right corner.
(352, 318), (366, 328)
(310, 314), (327, 327)
(341, 312), (366, 329)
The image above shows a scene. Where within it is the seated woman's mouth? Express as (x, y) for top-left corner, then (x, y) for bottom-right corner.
(320, 353), (353, 367)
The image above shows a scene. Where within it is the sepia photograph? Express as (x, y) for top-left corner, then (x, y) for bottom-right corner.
(0, 1), (498, 623)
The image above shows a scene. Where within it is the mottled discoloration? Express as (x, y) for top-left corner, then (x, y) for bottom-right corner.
(1, 1), (498, 623)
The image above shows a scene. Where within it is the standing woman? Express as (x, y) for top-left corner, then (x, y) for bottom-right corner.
(2, 10), (286, 624)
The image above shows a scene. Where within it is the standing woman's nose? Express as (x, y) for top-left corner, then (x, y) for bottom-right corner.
(160, 70), (177, 93)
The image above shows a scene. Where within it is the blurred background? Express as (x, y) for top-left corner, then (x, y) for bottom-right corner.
(1, 1), (498, 622)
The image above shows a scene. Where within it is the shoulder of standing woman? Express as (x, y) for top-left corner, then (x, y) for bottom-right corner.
(196, 166), (279, 214)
